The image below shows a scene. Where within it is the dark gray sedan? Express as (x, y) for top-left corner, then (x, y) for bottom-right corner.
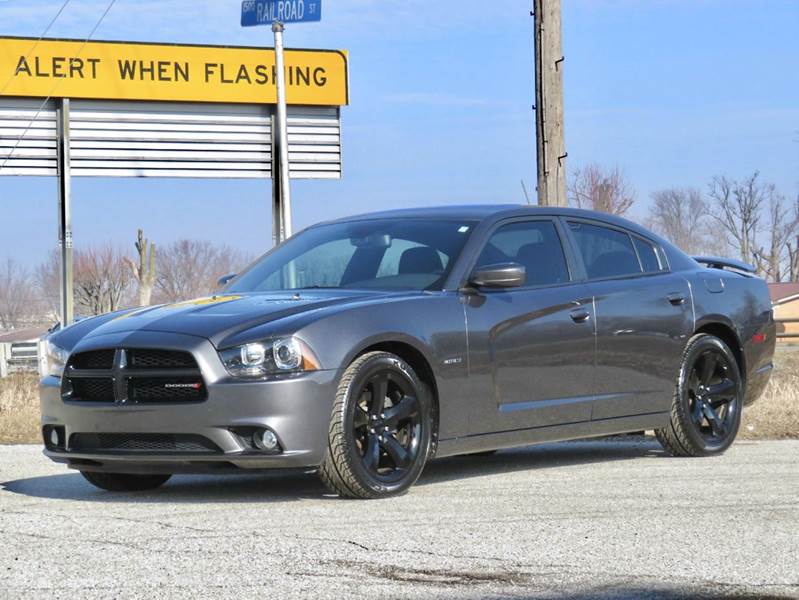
(41, 205), (776, 498)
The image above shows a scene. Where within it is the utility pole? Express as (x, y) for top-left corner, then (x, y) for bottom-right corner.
(533, 0), (567, 206)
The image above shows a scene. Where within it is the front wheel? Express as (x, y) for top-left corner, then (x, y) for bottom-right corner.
(656, 334), (743, 457)
(81, 471), (171, 492)
(319, 352), (433, 499)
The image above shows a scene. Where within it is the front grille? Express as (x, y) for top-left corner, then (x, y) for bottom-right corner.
(129, 377), (206, 403)
(70, 377), (115, 402)
(128, 349), (198, 369)
(70, 433), (220, 453)
(63, 347), (207, 405)
(70, 349), (115, 370)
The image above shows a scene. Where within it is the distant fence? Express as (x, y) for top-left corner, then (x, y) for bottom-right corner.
(0, 340), (46, 378)
(775, 317), (799, 341)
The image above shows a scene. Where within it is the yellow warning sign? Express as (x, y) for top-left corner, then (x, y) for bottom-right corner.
(0, 37), (348, 106)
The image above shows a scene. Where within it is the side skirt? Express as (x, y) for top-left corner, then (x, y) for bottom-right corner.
(434, 412), (670, 458)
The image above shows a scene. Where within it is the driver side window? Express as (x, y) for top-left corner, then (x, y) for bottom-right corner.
(376, 240), (449, 278)
(476, 220), (570, 287)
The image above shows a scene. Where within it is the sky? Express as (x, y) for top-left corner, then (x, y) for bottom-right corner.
(0, 0), (797, 268)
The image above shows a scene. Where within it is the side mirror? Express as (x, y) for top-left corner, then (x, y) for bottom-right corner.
(469, 262), (526, 289)
(217, 273), (237, 288)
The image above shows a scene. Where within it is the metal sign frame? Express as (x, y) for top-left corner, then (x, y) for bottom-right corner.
(1, 37), (346, 327)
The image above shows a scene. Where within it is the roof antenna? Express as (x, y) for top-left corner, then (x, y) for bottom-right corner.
(520, 179), (532, 205)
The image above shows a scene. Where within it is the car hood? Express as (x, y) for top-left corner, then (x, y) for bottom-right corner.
(77, 290), (404, 347)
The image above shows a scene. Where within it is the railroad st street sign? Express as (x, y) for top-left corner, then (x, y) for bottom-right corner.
(241, 0), (322, 26)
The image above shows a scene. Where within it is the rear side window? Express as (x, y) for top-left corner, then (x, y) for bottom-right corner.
(633, 237), (662, 273)
(476, 220), (569, 287)
(568, 222), (642, 279)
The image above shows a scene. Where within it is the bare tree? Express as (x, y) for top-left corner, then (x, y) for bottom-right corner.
(788, 232), (799, 282)
(35, 249), (61, 321)
(568, 163), (636, 215)
(155, 240), (251, 304)
(708, 172), (770, 267)
(0, 258), (37, 330)
(123, 229), (157, 307)
(647, 187), (713, 255)
(754, 195), (799, 282)
(73, 245), (132, 316)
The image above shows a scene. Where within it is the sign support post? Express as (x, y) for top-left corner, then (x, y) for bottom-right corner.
(270, 114), (282, 246)
(272, 20), (293, 242)
(56, 98), (74, 327)
(241, 0), (324, 245)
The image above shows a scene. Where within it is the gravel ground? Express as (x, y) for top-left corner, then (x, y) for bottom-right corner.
(1, 439), (797, 600)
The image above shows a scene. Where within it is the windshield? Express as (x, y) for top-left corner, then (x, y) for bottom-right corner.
(228, 219), (476, 292)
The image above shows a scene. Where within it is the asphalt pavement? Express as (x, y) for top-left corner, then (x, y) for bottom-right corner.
(1, 438), (797, 599)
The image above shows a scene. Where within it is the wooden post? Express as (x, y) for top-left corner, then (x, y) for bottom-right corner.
(533, 0), (567, 206)
(125, 229), (156, 306)
(0, 343), (8, 379)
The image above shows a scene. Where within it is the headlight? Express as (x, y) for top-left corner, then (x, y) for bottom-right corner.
(45, 340), (70, 378)
(219, 336), (320, 379)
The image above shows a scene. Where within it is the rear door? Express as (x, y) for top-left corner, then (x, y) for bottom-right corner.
(464, 218), (595, 434)
(564, 219), (693, 420)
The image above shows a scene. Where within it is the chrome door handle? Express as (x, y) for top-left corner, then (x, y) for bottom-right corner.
(667, 293), (685, 306)
(570, 309), (590, 323)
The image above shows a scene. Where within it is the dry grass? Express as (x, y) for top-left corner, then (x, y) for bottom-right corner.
(0, 373), (40, 444)
(740, 346), (799, 440)
(0, 350), (797, 444)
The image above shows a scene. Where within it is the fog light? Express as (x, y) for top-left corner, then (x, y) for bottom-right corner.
(254, 429), (279, 451)
(44, 425), (65, 450)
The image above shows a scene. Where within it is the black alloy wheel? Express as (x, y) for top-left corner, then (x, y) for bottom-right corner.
(656, 334), (743, 457)
(352, 368), (423, 483)
(319, 352), (433, 499)
(686, 349), (738, 444)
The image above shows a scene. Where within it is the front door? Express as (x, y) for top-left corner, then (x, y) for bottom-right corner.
(464, 218), (596, 434)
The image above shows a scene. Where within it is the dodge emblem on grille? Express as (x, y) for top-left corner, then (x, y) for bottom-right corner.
(163, 383), (202, 389)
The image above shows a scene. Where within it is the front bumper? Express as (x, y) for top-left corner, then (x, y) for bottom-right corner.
(40, 331), (339, 474)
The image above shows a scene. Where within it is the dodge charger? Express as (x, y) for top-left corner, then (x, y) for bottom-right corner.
(40, 206), (776, 499)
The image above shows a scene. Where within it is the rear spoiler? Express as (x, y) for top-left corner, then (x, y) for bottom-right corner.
(693, 256), (757, 274)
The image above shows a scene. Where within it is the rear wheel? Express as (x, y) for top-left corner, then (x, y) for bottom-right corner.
(319, 352), (433, 499)
(81, 471), (171, 492)
(656, 334), (743, 457)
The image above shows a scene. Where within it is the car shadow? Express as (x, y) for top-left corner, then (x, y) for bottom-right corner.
(1, 468), (328, 504)
(1, 437), (665, 504)
(420, 437), (665, 486)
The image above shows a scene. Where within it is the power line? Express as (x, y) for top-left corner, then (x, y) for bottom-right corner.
(0, 0), (117, 173)
(0, 0), (73, 98)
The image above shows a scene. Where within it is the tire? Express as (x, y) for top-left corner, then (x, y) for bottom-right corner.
(81, 471), (171, 492)
(655, 333), (743, 457)
(319, 352), (433, 499)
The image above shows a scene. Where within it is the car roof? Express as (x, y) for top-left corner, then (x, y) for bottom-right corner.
(326, 204), (654, 237)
